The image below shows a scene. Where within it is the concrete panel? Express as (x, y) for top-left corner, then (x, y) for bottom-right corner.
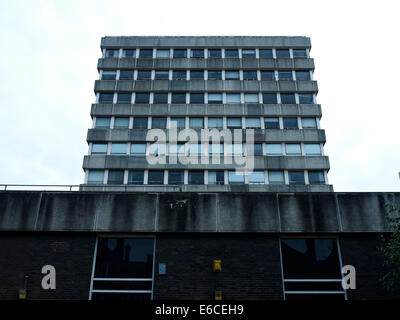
(91, 104), (113, 116)
(223, 58), (241, 69)
(116, 80), (134, 91)
(276, 59), (294, 70)
(243, 81), (260, 91)
(132, 104), (151, 115)
(260, 81), (278, 91)
(293, 58), (314, 69)
(150, 105), (168, 115)
(277, 81), (296, 92)
(153, 59), (170, 69)
(189, 80), (205, 91)
(113, 104), (132, 115)
(152, 80), (169, 91)
(259, 59), (276, 69)
(223, 80), (241, 91)
(94, 80), (115, 92)
(98, 58), (118, 69)
(170, 80), (188, 91)
(241, 59), (258, 69)
(206, 59), (224, 69)
(118, 58), (136, 69)
(206, 80), (224, 91)
(134, 80), (152, 91)
(170, 59), (190, 69)
(297, 80), (318, 92)
(136, 59), (153, 68)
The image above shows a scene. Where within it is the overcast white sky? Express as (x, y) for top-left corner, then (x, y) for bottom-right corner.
(0, 0), (399, 191)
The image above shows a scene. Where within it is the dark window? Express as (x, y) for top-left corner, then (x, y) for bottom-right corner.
(261, 71), (275, 80)
(299, 93), (314, 104)
(128, 170), (144, 184)
(189, 117), (204, 129)
(308, 171), (326, 184)
(207, 93), (222, 104)
(189, 171), (204, 184)
(117, 93), (132, 104)
(296, 71), (311, 80)
(173, 49), (187, 58)
(278, 71), (293, 80)
(190, 93), (204, 104)
(191, 49), (204, 58)
(133, 117), (148, 129)
(171, 93), (186, 104)
(107, 170), (124, 184)
(170, 117), (185, 129)
(283, 117), (298, 130)
(288, 171), (305, 184)
(302, 118), (317, 129)
(276, 49), (290, 58)
(190, 70), (204, 80)
(293, 49), (308, 58)
(148, 170), (164, 184)
(251, 143), (263, 156)
(123, 49), (136, 57)
(137, 70), (152, 80)
(153, 93), (168, 104)
(242, 49), (256, 58)
(207, 71), (222, 80)
(105, 49), (119, 57)
(135, 93), (150, 104)
(173, 71), (187, 80)
(154, 70), (169, 80)
(114, 117), (129, 128)
(243, 71), (258, 80)
(152, 117), (167, 129)
(225, 49), (239, 58)
(225, 71), (240, 80)
(263, 93), (277, 104)
(208, 117), (223, 129)
(208, 49), (221, 58)
(259, 49), (273, 58)
(168, 171), (184, 185)
(99, 93), (114, 103)
(139, 49), (153, 58)
(95, 117), (111, 128)
(280, 93), (296, 104)
(208, 171), (224, 185)
(227, 117), (242, 129)
(119, 70), (134, 80)
(264, 117), (280, 129)
(102, 71), (117, 80)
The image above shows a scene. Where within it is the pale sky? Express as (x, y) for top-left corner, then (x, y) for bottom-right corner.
(0, 0), (399, 191)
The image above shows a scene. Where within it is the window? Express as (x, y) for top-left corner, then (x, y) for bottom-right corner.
(119, 70), (134, 80)
(262, 93), (277, 104)
(173, 71), (186, 80)
(246, 117), (261, 129)
(292, 49), (308, 58)
(288, 171), (305, 184)
(111, 143), (127, 155)
(308, 171), (325, 184)
(225, 71), (239, 80)
(152, 117), (167, 129)
(243, 71), (257, 80)
(153, 93), (168, 104)
(88, 171), (104, 184)
(278, 71), (293, 80)
(208, 71), (222, 80)
(250, 143), (263, 156)
(170, 117), (185, 129)
(227, 144), (243, 155)
(187, 143), (202, 156)
(189, 171), (204, 184)
(169, 143), (185, 155)
(208, 171), (225, 185)
(286, 143), (302, 156)
(242, 49), (256, 58)
(283, 117), (298, 130)
(261, 71), (275, 80)
(137, 70), (152, 80)
(105, 49), (119, 57)
(280, 238), (344, 300)
(156, 49), (170, 58)
(171, 93), (186, 104)
(248, 171), (265, 184)
(139, 49), (153, 58)
(225, 49), (239, 58)
(148, 170), (164, 184)
(92, 143), (107, 155)
(299, 93), (314, 104)
(264, 117), (280, 129)
(91, 238), (154, 300)
(190, 93), (204, 104)
(226, 93), (241, 104)
(189, 117), (204, 129)
(268, 171), (284, 184)
(107, 170), (124, 184)
(208, 93), (223, 104)
(209, 143), (224, 155)
(244, 93), (259, 103)
(131, 143), (146, 156)
(302, 118), (317, 129)
(208, 49), (221, 58)
(259, 49), (273, 58)
(147, 143), (166, 157)
(128, 170), (144, 184)
(190, 70), (204, 80)
(117, 93), (132, 104)
(122, 49), (135, 57)
(227, 117), (242, 129)
(173, 49), (187, 58)
(169, 171), (184, 185)
(191, 49), (204, 58)
(154, 70), (169, 80)
(114, 117), (129, 129)
(276, 49), (290, 58)
(99, 93), (114, 103)
(101, 71), (116, 80)
(95, 117), (111, 128)
(296, 71), (311, 80)
(208, 117), (223, 129)
(280, 93), (296, 104)
(133, 117), (148, 129)
(266, 143), (282, 155)
(228, 171), (244, 184)
(304, 144), (321, 155)
(135, 93), (150, 104)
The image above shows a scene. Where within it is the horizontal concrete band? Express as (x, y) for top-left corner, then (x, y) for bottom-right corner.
(101, 36), (312, 49)
(98, 57), (315, 70)
(94, 79), (318, 93)
(0, 191), (398, 233)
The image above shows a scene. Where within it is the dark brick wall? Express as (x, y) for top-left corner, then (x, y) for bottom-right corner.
(0, 232), (96, 300)
(340, 234), (400, 300)
(153, 234), (283, 300)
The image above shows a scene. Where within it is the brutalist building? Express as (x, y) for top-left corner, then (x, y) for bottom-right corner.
(1, 36), (399, 300)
